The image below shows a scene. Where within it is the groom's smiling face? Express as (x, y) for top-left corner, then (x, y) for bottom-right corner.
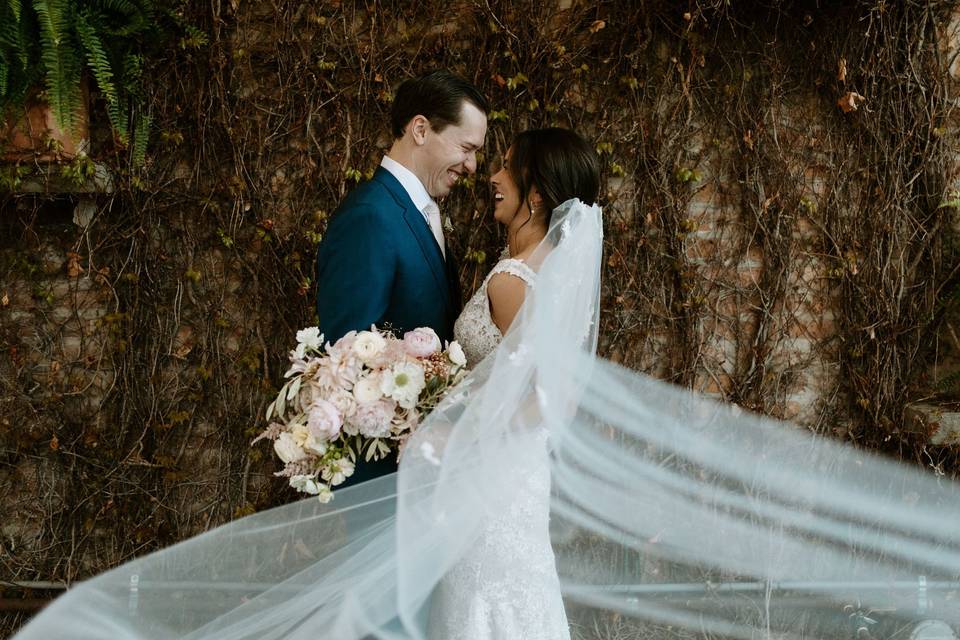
(420, 101), (487, 198)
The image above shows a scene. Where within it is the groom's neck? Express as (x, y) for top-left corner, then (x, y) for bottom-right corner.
(386, 142), (427, 190)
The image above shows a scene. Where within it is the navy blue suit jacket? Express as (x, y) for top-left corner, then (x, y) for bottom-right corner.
(315, 167), (461, 487)
(316, 167), (461, 345)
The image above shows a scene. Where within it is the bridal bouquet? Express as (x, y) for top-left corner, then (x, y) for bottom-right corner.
(253, 326), (468, 502)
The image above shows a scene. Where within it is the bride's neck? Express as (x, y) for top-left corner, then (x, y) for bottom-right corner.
(508, 221), (547, 259)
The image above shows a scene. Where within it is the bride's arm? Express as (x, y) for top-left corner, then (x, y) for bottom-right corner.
(486, 273), (527, 334)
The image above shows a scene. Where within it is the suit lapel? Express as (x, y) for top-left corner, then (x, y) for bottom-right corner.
(372, 168), (450, 307)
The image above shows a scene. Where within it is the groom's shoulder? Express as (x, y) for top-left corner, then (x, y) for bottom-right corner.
(332, 174), (402, 223)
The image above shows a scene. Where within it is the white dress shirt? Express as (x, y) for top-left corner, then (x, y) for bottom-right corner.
(380, 156), (445, 259)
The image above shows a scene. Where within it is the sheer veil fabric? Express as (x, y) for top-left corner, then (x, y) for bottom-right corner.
(14, 199), (960, 640)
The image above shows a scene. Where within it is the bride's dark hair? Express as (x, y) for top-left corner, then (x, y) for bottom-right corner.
(508, 127), (601, 226)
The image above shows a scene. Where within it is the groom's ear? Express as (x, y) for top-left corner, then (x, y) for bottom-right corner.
(409, 115), (430, 146)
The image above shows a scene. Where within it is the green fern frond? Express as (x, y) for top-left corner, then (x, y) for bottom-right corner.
(74, 10), (116, 104)
(93, 0), (151, 37)
(121, 52), (142, 95)
(107, 95), (127, 143)
(0, 62), (8, 96)
(8, 0), (22, 21)
(131, 110), (149, 166)
(32, 0), (82, 133)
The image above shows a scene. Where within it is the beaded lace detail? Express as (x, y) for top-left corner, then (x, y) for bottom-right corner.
(453, 257), (538, 367)
(431, 257), (570, 640)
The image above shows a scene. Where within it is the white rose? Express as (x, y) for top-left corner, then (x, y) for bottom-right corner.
(289, 474), (321, 495)
(447, 341), (467, 368)
(352, 331), (387, 364)
(353, 374), (383, 404)
(273, 431), (307, 463)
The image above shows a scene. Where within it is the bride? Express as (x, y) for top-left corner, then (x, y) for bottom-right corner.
(13, 127), (960, 640)
(429, 127), (599, 640)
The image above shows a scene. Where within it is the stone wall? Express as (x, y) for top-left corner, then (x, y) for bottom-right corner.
(2, 1), (957, 634)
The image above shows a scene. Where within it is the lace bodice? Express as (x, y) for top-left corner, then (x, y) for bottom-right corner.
(453, 256), (537, 366)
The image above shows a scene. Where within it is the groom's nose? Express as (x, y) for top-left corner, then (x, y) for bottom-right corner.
(465, 151), (477, 174)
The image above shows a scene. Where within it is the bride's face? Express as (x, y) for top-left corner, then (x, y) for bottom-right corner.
(490, 147), (526, 226)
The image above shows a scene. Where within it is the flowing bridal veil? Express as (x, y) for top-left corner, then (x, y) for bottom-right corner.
(15, 200), (960, 640)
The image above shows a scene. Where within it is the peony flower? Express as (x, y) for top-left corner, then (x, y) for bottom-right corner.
(289, 474), (322, 495)
(352, 373), (383, 404)
(352, 398), (397, 438)
(446, 340), (467, 368)
(294, 327), (324, 359)
(274, 431), (307, 463)
(380, 362), (425, 409)
(402, 327), (442, 358)
(321, 457), (355, 486)
(352, 330), (387, 364)
(320, 342), (362, 391)
(328, 388), (357, 419)
(307, 399), (343, 440)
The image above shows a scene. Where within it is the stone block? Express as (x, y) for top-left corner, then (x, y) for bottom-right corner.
(904, 403), (960, 446)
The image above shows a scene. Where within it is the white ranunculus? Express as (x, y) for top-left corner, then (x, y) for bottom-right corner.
(352, 374), (383, 404)
(380, 362), (425, 409)
(294, 327), (324, 359)
(289, 474), (321, 495)
(447, 341), (467, 367)
(273, 431), (307, 463)
(352, 331), (387, 364)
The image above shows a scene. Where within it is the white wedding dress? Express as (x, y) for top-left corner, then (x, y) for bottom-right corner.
(426, 256), (571, 640)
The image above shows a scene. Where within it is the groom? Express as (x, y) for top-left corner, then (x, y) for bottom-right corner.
(315, 70), (488, 486)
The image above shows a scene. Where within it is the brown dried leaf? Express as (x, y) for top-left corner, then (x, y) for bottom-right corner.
(837, 57), (847, 82)
(589, 20), (606, 33)
(837, 91), (865, 113)
(66, 252), (84, 277)
(743, 129), (754, 150)
(1, 292), (8, 307)
(50, 435), (59, 450)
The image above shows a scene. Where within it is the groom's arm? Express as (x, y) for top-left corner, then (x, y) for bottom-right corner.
(315, 206), (397, 344)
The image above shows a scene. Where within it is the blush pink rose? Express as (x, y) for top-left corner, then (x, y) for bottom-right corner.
(307, 399), (343, 440)
(403, 327), (442, 358)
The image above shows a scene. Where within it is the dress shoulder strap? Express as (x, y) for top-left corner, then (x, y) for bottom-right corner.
(486, 258), (537, 288)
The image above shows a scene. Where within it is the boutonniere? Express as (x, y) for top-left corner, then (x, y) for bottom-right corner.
(443, 216), (454, 233)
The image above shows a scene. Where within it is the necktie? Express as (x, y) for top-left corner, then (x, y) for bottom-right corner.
(423, 202), (446, 259)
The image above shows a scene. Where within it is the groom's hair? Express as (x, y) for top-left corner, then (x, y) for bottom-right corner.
(391, 70), (488, 139)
